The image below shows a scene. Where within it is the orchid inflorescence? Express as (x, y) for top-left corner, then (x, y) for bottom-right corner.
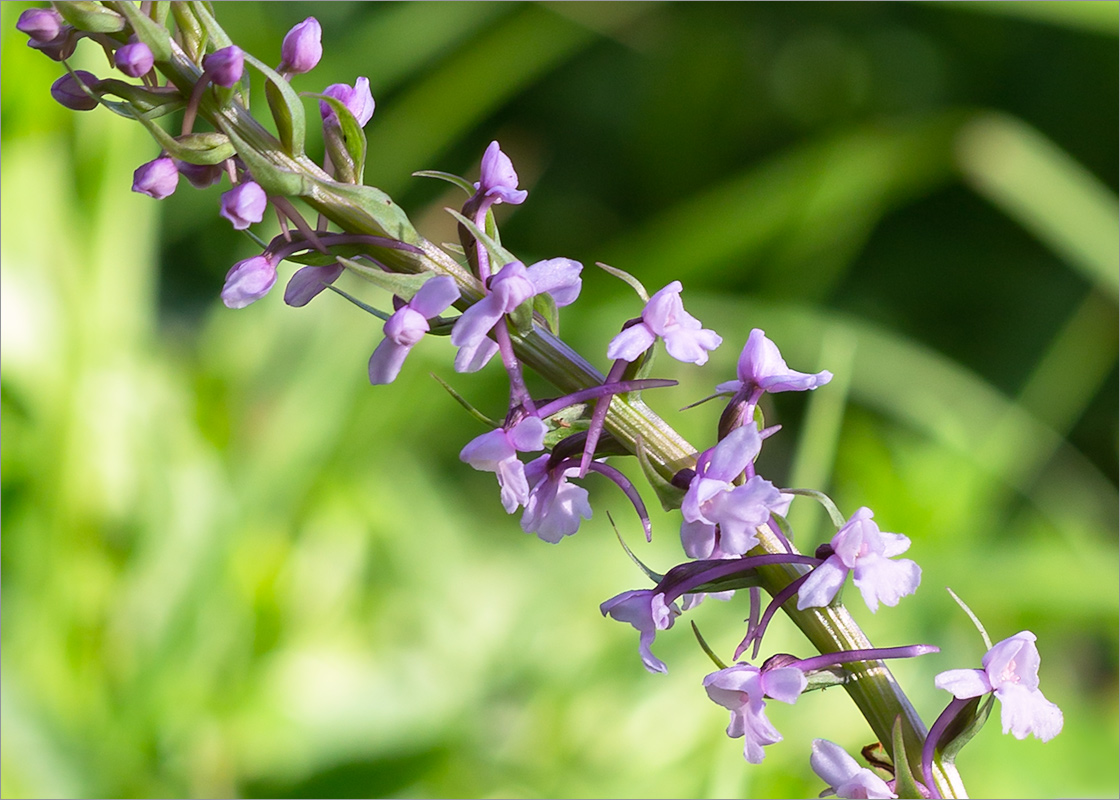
(22, 3), (1064, 797)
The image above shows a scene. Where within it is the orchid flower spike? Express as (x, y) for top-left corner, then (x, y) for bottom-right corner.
(369, 276), (460, 385)
(450, 259), (582, 372)
(718, 328), (832, 401)
(703, 661), (807, 764)
(600, 590), (679, 674)
(680, 426), (784, 559)
(607, 280), (722, 365)
(460, 416), (548, 513)
(810, 739), (897, 799)
(796, 507), (921, 613)
(935, 631), (1063, 742)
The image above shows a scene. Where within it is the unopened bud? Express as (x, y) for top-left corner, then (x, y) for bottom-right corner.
(115, 41), (154, 78)
(202, 45), (244, 88)
(50, 70), (99, 111)
(16, 8), (63, 43)
(280, 17), (322, 75)
(132, 157), (180, 199)
(220, 181), (268, 230)
(221, 255), (277, 309)
(175, 160), (225, 189)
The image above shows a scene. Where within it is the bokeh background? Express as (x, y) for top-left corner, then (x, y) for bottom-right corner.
(2, 2), (1117, 798)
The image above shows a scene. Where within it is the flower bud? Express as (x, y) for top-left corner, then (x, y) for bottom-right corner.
(319, 77), (375, 128)
(175, 160), (225, 189)
(280, 17), (322, 75)
(50, 70), (99, 111)
(202, 45), (244, 88)
(115, 41), (154, 78)
(132, 157), (180, 199)
(219, 181), (268, 230)
(17, 8), (63, 43)
(221, 255), (277, 309)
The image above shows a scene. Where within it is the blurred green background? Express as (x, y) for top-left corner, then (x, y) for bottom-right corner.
(2, 2), (1117, 798)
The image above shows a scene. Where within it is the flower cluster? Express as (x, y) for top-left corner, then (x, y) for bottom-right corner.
(23, 6), (1064, 797)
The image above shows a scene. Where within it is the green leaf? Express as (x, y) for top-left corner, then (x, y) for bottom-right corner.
(445, 207), (517, 267)
(781, 488), (846, 528)
(95, 79), (184, 117)
(636, 436), (686, 512)
(242, 52), (306, 157)
(533, 291), (560, 335)
(188, 1), (234, 49)
(691, 622), (728, 670)
(124, 107), (235, 164)
(108, 2), (173, 61)
(337, 258), (435, 301)
(55, 1), (125, 33)
(430, 374), (498, 429)
(322, 284), (390, 322)
(220, 123), (309, 196)
(312, 94), (367, 185)
(315, 180), (419, 244)
(937, 695), (995, 767)
(413, 170), (477, 196)
(596, 261), (649, 302)
(891, 716), (925, 800)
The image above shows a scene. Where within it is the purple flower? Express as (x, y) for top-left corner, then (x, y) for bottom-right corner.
(607, 280), (722, 365)
(320, 77), (375, 128)
(460, 417), (548, 513)
(175, 160), (225, 189)
(680, 426), (783, 558)
(280, 17), (322, 75)
(17, 8), (62, 43)
(474, 141), (528, 206)
(600, 589), (679, 674)
(131, 157), (180, 199)
(220, 181), (268, 230)
(717, 328), (832, 398)
(203, 45), (244, 87)
(796, 507), (921, 613)
(450, 259), (582, 373)
(935, 631), (1063, 742)
(115, 41), (154, 78)
(368, 276), (460, 384)
(221, 255), (277, 309)
(703, 662), (807, 764)
(520, 456), (592, 543)
(810, 739), (897, 799)
(50, 70), (99, 111)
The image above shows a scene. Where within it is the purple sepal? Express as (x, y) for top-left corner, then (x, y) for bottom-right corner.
(283, 263), (345, 307)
